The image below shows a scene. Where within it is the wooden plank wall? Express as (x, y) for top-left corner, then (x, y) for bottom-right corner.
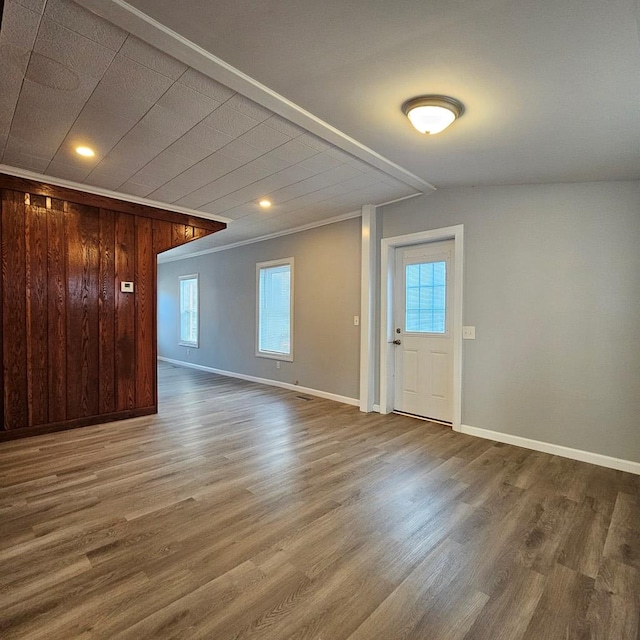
(0, 176), (225, 438)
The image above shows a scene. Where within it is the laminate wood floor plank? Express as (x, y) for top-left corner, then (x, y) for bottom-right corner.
(583, 556), (640, 640)
(521, 563), (595, 640)
(451, 487), (543, 596)
(602, 491), (640, 571)
(229, 537), (396, 640)
(557, 496), (614, 578)
(0, 362), (638, 639)
(462, 563), (547, 640)
(1, 567), (150, 640)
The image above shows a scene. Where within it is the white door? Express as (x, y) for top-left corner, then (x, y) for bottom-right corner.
(393, 240), (454, 422)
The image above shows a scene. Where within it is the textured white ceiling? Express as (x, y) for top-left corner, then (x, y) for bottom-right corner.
(5, 0), (638, 259)
(119, 0), (640, 187)
(0, 0), (424, 254)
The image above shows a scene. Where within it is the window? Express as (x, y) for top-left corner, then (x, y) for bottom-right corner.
(256, 258), (293, 360)
(405, 261), (447, 333)
(179, 274), (199, 347)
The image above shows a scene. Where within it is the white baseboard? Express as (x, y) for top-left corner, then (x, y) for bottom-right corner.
(461, 424), (640, 475)
(158, 356), (359, 407)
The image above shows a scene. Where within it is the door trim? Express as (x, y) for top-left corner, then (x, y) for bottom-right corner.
(379, 225), (464, 431)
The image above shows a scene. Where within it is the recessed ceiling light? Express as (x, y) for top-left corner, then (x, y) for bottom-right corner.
(75, 146), (95, 157)
(259, 199), (272, 208)
(402, 95), (465, 135)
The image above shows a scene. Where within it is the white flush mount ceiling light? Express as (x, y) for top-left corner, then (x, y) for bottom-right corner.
(259, 199), (272, 208)
(402, 95), (465, 135)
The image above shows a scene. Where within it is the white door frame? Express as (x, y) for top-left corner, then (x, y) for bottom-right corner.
(379, 225), (464, 431)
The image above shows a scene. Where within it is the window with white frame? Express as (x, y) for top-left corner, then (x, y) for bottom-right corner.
(256, 258), (293, 360)
(179, 274), (199, 347)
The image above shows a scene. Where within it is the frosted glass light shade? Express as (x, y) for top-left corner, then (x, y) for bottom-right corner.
(75, 145), (95, 157)
(402, 96), (465, 135)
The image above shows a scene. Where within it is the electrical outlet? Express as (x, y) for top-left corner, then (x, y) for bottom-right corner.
(276, 361), (280, 369)
(186, 348), (191, 355)
(463, 326), (476, 340)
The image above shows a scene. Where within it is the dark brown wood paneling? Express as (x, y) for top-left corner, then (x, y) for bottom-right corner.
(1, 175), (224, 439)
(193, 226), (209, 239)
(99, 209), (116, 414)
(153, 219), (173, 255)
(47, 197), (67, 423)
(115, 212), (136, 411)
(65, 202), (101, 419)
(1, 190), (28, 429)
(171, 223), (188, 247)
(135, 216), (154, 408)
(0, 174), (226, 232)
(25, 195), (49, 426)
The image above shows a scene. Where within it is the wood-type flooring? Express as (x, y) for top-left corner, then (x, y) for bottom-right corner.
(1, 362), (639, 639)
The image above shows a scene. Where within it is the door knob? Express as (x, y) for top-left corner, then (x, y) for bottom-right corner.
(392, 339), (401, 345)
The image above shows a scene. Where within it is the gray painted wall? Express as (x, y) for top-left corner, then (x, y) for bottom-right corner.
(158, 218), (362, 399)
(382, 181), (640, 462)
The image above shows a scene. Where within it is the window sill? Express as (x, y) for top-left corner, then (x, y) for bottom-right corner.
(256, 352), (293, 362)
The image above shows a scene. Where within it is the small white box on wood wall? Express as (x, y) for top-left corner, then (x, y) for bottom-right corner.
(120, 281), (134, 293)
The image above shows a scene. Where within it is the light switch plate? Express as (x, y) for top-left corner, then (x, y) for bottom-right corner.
(120, 281), (134, 293)
(353, 315), (360, 326)
(463, 326), (476, 339)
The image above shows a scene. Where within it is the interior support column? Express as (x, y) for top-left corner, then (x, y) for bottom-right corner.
(359, 204), (377, 412)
